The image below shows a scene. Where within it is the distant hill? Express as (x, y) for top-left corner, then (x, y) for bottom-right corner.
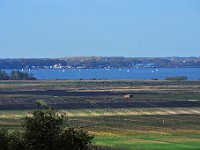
(0, 57), (200, 69)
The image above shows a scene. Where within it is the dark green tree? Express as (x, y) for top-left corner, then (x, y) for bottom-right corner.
(0, 70), (10, 80)
(0, 104), (93, 150)
(59, 127), (94, 150)
(0, 129), (9, 150)
(23, 109), (63, 150)
(10, 71), (36, 80)
(0, 129), (25, 150)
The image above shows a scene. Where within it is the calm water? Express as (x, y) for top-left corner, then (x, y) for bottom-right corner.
(4, 68), (200, 80)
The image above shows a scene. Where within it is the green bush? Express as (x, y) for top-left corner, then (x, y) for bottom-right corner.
(59, 127), (93, 150)
(0, 108), (93, 150)
(0, 129), (9, 150)
(165, 76), (188, 81)
(0, 129), (25, 150)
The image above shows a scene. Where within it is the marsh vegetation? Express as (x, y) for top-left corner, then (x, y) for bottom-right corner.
(0, 80), (200, 149)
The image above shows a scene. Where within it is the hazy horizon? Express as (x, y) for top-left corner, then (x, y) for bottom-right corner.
(1, 53), (200, 59)
(0, 0), (200, 58)
(1, 55), (200, 59)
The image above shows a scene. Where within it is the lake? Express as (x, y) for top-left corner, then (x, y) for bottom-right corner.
(4, 68), (200, 80)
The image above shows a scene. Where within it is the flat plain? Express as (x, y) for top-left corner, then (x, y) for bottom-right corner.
(0, 80), (200, 149)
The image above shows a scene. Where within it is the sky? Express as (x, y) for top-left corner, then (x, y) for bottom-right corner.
(0, 0), (200, 58)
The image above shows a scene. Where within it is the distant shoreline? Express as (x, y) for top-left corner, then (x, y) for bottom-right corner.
(1, 57), (200, 69)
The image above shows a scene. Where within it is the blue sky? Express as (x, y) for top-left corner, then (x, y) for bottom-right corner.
(0, 0), (200, 58)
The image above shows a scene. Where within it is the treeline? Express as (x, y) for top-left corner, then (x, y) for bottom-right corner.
(0, 70), (36, 80)
(0, 59), (68, 69)
(0, 57), (200, 69)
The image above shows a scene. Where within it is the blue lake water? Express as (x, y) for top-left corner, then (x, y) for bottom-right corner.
(4, 68), (200, 80)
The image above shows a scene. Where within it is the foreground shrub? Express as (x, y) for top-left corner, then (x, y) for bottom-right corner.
(0, 108), (93, 150)
(0, 129), (25, 150)
(0, 129), (9, 150)
(59, 127), (93, 150)
(23, 109), (63, 150)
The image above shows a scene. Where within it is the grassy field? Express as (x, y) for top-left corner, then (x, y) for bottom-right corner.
(0, 108), (200, 150)
(0, 80), (200, 149)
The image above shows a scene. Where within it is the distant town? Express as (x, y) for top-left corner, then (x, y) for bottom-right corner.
(0, 56), (200, 69)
